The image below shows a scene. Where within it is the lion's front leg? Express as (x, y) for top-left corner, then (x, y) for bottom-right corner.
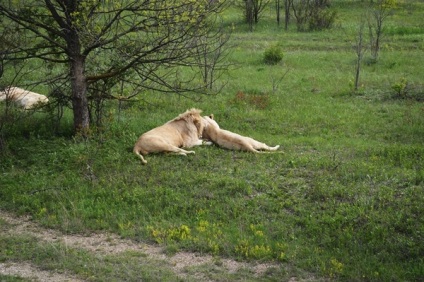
(190, 139), (213, 147)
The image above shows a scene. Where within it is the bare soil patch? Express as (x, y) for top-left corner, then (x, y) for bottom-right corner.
(0, 210), (281, 281)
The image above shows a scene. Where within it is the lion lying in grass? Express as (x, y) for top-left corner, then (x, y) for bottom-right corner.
(133, 108), (209, 164)
(0, 86), (49, 110)
(202, 114), (280, 152)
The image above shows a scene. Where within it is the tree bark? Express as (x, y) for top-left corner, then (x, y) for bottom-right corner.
(70, 55), (89, 133)
(67, 28), (89, 133)
(276, 0), (281, 26)
(285, 0), (291, 30)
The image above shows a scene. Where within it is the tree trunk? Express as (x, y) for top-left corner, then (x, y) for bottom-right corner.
(355, 20), (365, 91)
(246, 0), (254, 31)
(285, 0), (290, 30)
(70, 54), (90, 134)
(66, 21), (90, 134)
(276, 0), (281, 26)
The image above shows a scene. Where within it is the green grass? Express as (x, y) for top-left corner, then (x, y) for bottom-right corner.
(1, 1), (424, 280)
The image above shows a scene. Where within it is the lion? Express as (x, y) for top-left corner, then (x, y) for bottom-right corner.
(133, 108), (210, 164)
(202, 114), (280, 153)
(0, 87), (49, 110)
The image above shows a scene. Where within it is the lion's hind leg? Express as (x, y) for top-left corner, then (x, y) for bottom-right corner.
(252, 140), (280, 152)
(267, 145), (280, 151)
(167, 146), (195, 156)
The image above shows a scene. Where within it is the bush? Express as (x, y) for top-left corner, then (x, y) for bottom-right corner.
(263, 45), (283, 65)
(292, 0), (337, 31)
(390, 78), (424, 101)
(309, 8), (337, 31)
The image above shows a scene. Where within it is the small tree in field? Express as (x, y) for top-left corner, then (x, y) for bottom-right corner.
(284, 0), (293, 30)
(240, 0), (270, 31)
(195, 29), (231, 91)
(274, 0), (292, 30)
(353, 17), (367, 91)
(276, 0), (281, 26)
(367, 0), (397, 61)
(0, 0), (228, 134)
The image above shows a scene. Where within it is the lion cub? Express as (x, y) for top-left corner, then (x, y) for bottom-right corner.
(202, 115), (280, 153)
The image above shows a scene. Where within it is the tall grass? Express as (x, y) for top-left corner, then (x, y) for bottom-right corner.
(1, 1), (423, 280)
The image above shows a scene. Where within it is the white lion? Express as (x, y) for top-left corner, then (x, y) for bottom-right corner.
(202, 114), (280, 153)
(0, 87), (49, 110)
(133, 108), (210, 164)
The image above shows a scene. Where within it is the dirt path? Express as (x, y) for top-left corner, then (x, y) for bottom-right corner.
(0, 210), (280, 281)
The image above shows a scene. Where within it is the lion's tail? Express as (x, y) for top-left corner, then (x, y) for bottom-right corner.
(133, 147), (148, 164)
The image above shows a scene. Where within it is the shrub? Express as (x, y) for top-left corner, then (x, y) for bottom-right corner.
(390, 78), (424, 101)
(264, 45), (283, 65)
(292, 0), (337, 31)
(391, 77), (408, 98)
(309, 8), (337, 31)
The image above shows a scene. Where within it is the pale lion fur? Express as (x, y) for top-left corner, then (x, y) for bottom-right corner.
(133, 108), (207, 164)
(202, 114), (280, 153)
(0, 87), (49, 110)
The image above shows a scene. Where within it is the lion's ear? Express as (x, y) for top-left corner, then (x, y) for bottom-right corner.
(209, 114), (214, 119)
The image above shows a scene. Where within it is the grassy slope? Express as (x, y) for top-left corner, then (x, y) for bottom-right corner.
(1, 1), (424, 280)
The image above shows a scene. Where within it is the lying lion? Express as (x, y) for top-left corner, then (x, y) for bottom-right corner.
(133, 108), (210, 164)
(202, 114), (280, 152)
(0, 86), (49, 110)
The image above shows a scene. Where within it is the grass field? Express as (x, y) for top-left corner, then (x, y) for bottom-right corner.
(1, 1), (423, 280)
